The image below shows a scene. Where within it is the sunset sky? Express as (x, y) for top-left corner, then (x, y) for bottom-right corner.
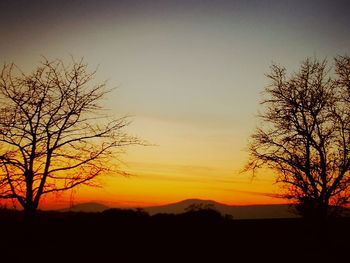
(1, 0), (350, 209)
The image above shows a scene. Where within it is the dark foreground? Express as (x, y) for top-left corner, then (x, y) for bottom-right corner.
(1, 208), (349, 262)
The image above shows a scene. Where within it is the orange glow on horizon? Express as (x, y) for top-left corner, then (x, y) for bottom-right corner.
(34, 160), (288, 210)
(0, 117), (288, 211)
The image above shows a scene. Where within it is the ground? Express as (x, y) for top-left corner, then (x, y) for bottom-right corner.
(1, 208), (348, 262)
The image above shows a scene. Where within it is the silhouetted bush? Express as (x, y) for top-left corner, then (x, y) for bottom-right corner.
(181, 207), (223, 221)
(1, 208), (349, 262)
(103, 207), (148, 216)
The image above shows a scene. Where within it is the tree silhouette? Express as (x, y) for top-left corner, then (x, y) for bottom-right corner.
(0, 58), (139, 215)
(246, 56), (350, 219)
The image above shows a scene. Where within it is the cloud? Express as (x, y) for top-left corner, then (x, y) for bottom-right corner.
(222, 188), (285, 199)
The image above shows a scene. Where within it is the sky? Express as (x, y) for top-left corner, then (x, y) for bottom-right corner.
(1, 0), (350, 209)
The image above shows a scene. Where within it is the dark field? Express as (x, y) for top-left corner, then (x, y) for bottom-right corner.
(1, 209), (349, 262)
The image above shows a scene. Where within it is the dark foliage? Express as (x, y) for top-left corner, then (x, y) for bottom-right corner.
(0, 208), (348, 262)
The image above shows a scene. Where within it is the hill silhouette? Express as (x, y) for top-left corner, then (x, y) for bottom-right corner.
(143, 198), (297, 219)
(60, 202), (110, 212)
(61, 199), (298, 219)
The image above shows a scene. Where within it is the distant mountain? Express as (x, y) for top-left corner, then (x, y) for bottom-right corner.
(142, 199), (298, 219)
(60, 202), (110, 212)
(58, 199), (298, 219)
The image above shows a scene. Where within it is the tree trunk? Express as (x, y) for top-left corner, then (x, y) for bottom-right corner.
(297, 197), (329, 221)
(24, 169), (38, 219)
(24, 202), (38, 221)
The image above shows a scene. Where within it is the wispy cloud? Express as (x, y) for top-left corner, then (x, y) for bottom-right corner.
(221, 188), (285, 199)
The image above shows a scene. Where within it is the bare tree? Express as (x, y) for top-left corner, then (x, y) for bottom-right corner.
(0, 58), (139, 215)
(246, 56), (350, 219)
